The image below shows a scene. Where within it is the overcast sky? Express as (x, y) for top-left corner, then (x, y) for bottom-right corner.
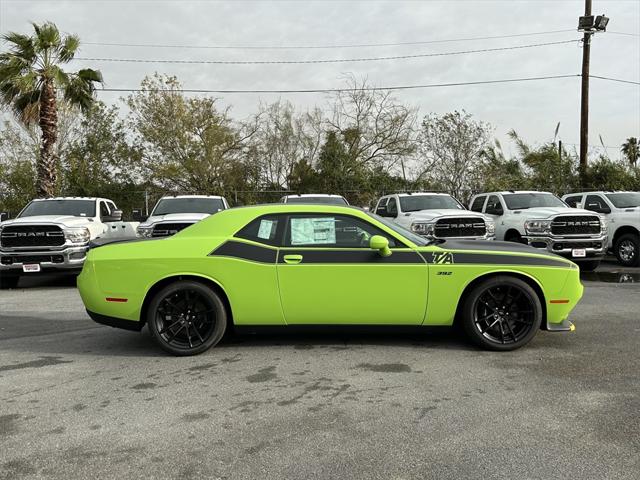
(1, 0), (639, 160)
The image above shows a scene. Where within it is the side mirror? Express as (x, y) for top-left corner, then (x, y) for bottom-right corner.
(132, 209), (146, 222)
(0, 212), (9, 222)
(103, 209), (123, 222)
(370, 235), (391, 257)
(376, 206), (388, 217)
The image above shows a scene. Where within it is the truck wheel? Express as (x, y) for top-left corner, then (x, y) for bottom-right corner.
(460, 276), (542, 351)
(577, 260), (600, 272)
(0, 275), (19, 289)
(614, 233), (640, 267)
(147, 280), (227, 356)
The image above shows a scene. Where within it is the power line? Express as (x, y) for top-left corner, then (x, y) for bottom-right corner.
(95, 74), (581, 94)
(608, 31), (640, 37)
(82, 29), (576, 50)
(75, 40), (578, 65)
(590, 75), (640, 85)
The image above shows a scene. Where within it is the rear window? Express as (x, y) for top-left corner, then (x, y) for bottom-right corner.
(470, 196), (486, 212)
(235, 215), (284, 246)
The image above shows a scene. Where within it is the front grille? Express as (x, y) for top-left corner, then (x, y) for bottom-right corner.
(550, 215), (600, 235)
(151, 223), (192, 237)
(0, 225), (65, 248)
(553, 241), (602, 250)
(434, 217), (486, 238)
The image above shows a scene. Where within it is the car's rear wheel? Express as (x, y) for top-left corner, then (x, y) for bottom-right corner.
(461, 276), (542, 351)
(147, 280), (227, 356)
(614, 233), (640, 267)
(0, 275), (19, 289)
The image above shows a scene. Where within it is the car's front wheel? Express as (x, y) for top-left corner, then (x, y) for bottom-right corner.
(614, 233), (640, 267)
(461, 276), (542, 351)
(147, 280), (227, 356)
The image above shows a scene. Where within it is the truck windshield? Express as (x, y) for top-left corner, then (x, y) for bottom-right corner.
(18, 199), (96, 218)
(285, 196), (348, 205)
(502, 193), (566, 210)
(367, 212), (430, 246)
(152, 198), (225, 215)
(605, 193), (640, 208)
(399, 195), (463, 212)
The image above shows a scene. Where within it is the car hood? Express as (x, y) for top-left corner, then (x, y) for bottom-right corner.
(0, 215), (93, 228)
(141, 212), (211, 227)
(402, 209), (489, 222)
(514, 207), (595, 218)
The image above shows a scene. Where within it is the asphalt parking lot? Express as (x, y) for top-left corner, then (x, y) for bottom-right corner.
(1, 259), (639, 480)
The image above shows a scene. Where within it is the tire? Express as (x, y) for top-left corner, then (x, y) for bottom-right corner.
(146, 280), (227, 356)
(460, 275), (542, 351)
(0, 275), (19, 289)
(577, 260), (600, 272)
(614, 233), (640, 267)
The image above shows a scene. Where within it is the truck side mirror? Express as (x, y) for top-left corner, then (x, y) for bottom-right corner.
(0, 212), (9, 222)
(103, 210), (123, 222)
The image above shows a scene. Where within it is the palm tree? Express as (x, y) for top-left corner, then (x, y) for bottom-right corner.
(0, 22), (102, 197)
(621, 137), (639, 167)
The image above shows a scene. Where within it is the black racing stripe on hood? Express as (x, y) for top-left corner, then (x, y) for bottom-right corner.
(438, 239), (561, 258)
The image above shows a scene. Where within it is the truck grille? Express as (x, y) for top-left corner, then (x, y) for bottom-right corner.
(434, 217), (486, 238)
(151, 223), (192, 237)
(550, 215), (600, 235)
(0, 225), (65, 248)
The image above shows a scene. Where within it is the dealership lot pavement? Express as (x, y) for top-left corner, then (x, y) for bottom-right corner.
(1, 261), (639, 479)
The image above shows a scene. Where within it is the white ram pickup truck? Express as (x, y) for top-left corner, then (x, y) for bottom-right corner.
(0, 197), (137, 288)
(562, 191), (640, 267)
(136, 195), (229, 238)
(374, 192), (495, 241)
(469, 191), (608, 271)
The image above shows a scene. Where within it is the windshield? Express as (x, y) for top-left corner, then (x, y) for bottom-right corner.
(286, 196), (348, 205)
(152, 198), (225, 215)
(502, 193), (566, 210)
(399, 195), (463, 212)
(367, 212), (430, 246)
(605, 193), (640, 208)
(18, 199), (96, 218)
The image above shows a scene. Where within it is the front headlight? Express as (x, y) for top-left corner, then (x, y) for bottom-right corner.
(599, 215), (607, 233)
(136, 226), (153, 238)
(65, 227), (90, 244)
(485, 220), (495, 235)
(411, 222), (435, 236)
(524, 219), (552, 235)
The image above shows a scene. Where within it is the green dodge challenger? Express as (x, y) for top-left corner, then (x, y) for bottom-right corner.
(78, 204), (583, 355)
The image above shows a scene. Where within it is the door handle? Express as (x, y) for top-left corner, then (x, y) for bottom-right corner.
(283, 254), (303, 264)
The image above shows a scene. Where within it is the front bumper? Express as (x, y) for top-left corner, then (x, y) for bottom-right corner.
(523, 234), (607, 260)
(425, 234), (495, 241)
(0, 245), (88, 273)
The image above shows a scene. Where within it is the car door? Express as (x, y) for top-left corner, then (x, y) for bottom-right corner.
(276, 213), (428, 325)
(584, 194), (613, 238)
(484, 195), (507, 239)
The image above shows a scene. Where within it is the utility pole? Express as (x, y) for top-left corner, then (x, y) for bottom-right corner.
(578, 2), (609, 187)
(579, 0), (592, 188)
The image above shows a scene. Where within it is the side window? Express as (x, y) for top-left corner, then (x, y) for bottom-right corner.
(235, 215), (284, 246)
(375, 198), (388, 216)
(99, 201), (110, 218)
(585, 195), (610, 213)
(107, 201), (117, 213)
(285, 215), (397, 248)
(485, 195), (504, 215)
(470, 196), (486, 212)
(387, 198), (398, 216)
(564, 195), (583, 208)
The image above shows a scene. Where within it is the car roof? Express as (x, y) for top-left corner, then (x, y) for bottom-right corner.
(383, 192), (451, 197)
(283, 194), (345, 198)
(158, 195), (225, 200)
(31, 197), (106, 202)
(562, 191), (633, 196)
(476, 191), (553, 196)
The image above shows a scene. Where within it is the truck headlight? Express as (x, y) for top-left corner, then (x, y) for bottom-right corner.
(485, 221), (495, 236)
(599, 216), (607, 234)
(65, 227), (90, 244)
(136, 226), (153, 238)
(411, 222), (435, 236)
(524, 219), (552, 235)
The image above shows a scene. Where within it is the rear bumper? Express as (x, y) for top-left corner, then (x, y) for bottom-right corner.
(0, 245), (88, 273)
(87, 309), (144, 331)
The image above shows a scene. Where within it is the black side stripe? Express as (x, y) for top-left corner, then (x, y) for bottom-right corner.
(425, 251), (569, 268)
(278, 249), (425, 264)
(210, 240), (277, 264)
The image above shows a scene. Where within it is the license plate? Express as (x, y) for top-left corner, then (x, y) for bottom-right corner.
(572, 249), (586, 258)
(22, 264), (41, 273)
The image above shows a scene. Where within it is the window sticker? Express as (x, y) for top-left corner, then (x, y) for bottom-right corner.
(291, 217), (336, 245)
(257, 219), (276, 240)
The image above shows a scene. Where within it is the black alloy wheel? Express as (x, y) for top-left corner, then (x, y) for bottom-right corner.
(461, 276), (542, 351)
(147, 280), (227, 356)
